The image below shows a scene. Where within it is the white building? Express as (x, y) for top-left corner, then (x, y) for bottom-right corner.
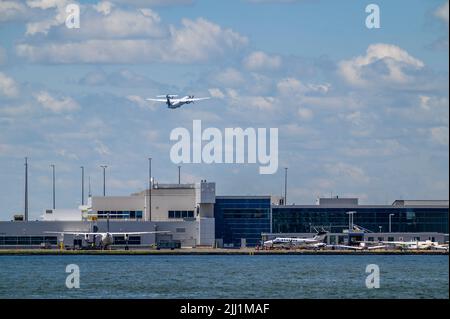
(1, 181), (216, 248)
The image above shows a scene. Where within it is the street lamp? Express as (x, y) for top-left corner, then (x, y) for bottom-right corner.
(80, 166), (85, 205)
(389, 213), (395, 233)
(284, 167), (288, 205)
(50, 164), (55, 209)
(100, 165), (107, 196)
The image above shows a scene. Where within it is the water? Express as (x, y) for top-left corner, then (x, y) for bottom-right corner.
(0, 255), (448, 299)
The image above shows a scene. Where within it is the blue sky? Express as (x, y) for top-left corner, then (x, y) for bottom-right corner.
(0, 0), (448, 220)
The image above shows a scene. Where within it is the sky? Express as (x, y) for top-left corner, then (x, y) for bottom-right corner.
(0, 0), (448, 220)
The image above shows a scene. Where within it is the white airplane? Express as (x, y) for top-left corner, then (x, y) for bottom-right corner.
(327, 243), (387, 251)
(263, 231), (328, 248)
(381, 240), (449, 251)
(46, 213), (170, 249)
(146, 94), (210, 109)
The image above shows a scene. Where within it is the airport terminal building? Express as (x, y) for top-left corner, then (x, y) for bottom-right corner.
(0, 180), (448, 248)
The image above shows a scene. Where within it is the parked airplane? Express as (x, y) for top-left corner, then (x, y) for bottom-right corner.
(327, 243), (387, 251)
(263, 231), (328, 248)
(147, 94), (210, 109)
(46, 213), (170, 249)
(381, 240), (449, 251)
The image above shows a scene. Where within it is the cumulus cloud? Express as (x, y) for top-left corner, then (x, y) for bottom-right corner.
(325, 162), (370, 184)
(430, 126), (449, 146)
(435, 1), (449, 25)
(338, 43), (424, 86)
(109, 0), (192, 6)
(0, 1), (28, 22)
(0, 72), (19, 98)
(17, 16), (247, 63)
(127, 95), (157, 111)
(35, 91), (80, 112)
(277, 77), (330, 96)
(297, 107), (313, 120)
(243, 51), (282, 70)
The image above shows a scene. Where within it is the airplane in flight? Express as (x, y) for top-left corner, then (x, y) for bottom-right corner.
(46, 213), (170, 249)
(263, 231), (328, 249)
(147, 94), (211, 109)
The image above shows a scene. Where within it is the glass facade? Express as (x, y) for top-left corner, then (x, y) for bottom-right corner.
(0, 236), (57, 246)
(97, 211), (143, 219)
(168, 210), (194, 219)
(272, 207), (449, 234)
(214, 197), (271, 247)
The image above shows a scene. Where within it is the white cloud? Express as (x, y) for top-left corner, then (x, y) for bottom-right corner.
(17, 17), (247, 63)
(430, 126), (449, 146)
(77, 7), (164, 39)
(168, 18), (248, 63)
(35, 91), (80, 113)
(127, 95), (157, 111)
(277, 77), (329, 96)
(109, 0), (192, 6)
(338, 43), (424, 86)
(297, 107), (313, 120)
(0, 72), (19, 98)
(208, 88), (225, 99)
(243, 51), (282, 70)
(435, 1), (449, 25)
(325, 162), (370, 184)
(93, 1), (114, 15)
(93, 140), (111, 156)
(212, 68), (245, 87)
(0, 1), (28, 22)
(25, 0), (70, 35)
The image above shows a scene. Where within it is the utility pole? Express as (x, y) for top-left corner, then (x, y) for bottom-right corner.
(100, 165), (107, 196)
(50, 164), (55, 210)
(80, 166), (85, 205)
(284, 167), (288, 205)
(24, 157), (28, 221)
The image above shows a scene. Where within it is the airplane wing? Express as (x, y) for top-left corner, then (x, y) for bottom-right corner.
(187, 97), (210, 102)
(45, 231), (93, 236)
(108, 231), (171, 235)
(146, 98), (168, 102)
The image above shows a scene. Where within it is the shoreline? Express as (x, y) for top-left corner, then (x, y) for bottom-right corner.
(0, 248), (448, 256)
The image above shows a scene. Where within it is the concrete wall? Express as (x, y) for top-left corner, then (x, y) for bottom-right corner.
(150, 188), (196, 221)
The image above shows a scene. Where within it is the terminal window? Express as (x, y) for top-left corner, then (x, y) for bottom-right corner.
(168, 210), (194, 219)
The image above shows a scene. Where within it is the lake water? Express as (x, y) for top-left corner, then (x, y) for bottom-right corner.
(0, 255), (448, 299)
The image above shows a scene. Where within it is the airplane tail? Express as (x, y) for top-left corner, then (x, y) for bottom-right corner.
(313, 230), (328, 242)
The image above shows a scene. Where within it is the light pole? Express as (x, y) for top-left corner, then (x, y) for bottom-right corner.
(100, 165), (107, 196)
(24, 157), (28, 221)
(50, 164), (55, 210)
(389, 213), (395, 233)
(80, 166), (85, 205)
(148, 158), (152, 221)
(284, 167), (288, 205)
